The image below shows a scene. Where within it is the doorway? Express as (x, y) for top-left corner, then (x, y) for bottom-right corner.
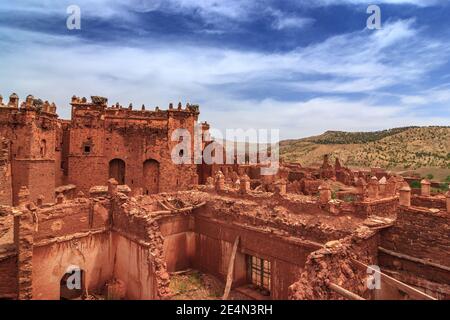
(143, 159), (159, 195)
(109, 158), (126, 185)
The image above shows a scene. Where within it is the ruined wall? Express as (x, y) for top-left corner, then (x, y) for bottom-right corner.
(11, 189), (167, 300)
(0, 204), (16, 299)
(31, 196), (113, 299)
(302, 179), (322, 195)
(159, 215), (196, 272)
(32, 233), (114, 299)
(34, 198), (110, 242)
(150, 194), (325, 300)
(411, 195), (446, 210)
(12, 160), (55, 205)
(31, 192), (159, 300)
(379, 206), (450, 299)
(201, 192), (354, 243)
(0, 255), (17, 299)
(111, 193), (171, 299)
(353, 197), (398, 218)
(380, 206), (449, 267)
(0, 138), (12, 206)
(111, 233), (158, 300)
(289, 228), (380, 300)
(15, 208), (34, 299)
(193, 215), (316, 299)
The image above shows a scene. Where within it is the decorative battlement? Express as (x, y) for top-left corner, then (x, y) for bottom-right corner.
(0, 93), (58, 116)
(71, 95), (200, 119)
(0, 93), (19, 109)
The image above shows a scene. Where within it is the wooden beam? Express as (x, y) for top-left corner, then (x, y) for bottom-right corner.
(176, 202), (207, 213)
(169, 268), (193, 276)
(222, 236), (240, 300)
(328, 282), (365, 300)
(351, 259), (437, 300)
(378, 246), (450, 272)
(157, 200), (173, 211)
(151, 201), (207, 215)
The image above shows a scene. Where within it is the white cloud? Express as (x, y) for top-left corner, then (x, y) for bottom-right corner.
(204, 96), (450, 140)
(400, 86), (450, 105)
(0, 0), (128, 18)
(268, 9), (315, 30)
(0, 16), (449, 139)
(300, 0), (446, 7)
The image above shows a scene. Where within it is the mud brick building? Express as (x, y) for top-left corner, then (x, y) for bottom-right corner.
(0, 94), (199, 206)
(66, 96), (199, 196)
(0, 93), (449, 300)
(0, 94), (59, 206)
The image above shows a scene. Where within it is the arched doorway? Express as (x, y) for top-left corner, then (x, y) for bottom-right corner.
(109, 159), (125, 185)
(60, 268), (85, 300)
(143, 159), (159, 195)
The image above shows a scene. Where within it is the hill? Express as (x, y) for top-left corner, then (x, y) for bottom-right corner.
(279, 126), (450, 174)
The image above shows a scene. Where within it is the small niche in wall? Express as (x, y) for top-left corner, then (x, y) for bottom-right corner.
(40, 139), (47, 157)
(82, 143), (92, 155)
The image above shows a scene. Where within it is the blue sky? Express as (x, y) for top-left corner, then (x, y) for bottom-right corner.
(0, 0), (449, 139)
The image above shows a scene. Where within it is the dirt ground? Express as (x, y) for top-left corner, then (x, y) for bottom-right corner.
(169, 270), (249, 300)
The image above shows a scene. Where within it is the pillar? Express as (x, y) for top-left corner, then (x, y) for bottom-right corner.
(386, 176), (396, 197)
(420, 179), (431, 197)
(318, 183), (332, 205)
(108, 178), (118, 196)
(379, 177), (387, 195)
(25, 95), (34, 108)
(8, 93), (19, 108)
(240, 174), (251, 194)
(368, 176), (379, 199)
(399, 185), (411, 207)
(215, 170), (225, 191)
(356, 178), (367, 198)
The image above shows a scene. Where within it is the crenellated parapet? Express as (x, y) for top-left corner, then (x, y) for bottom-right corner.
(0, 93), (59, 130)
(70, 95), (199, 121)
(8, 93), (19, 108)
